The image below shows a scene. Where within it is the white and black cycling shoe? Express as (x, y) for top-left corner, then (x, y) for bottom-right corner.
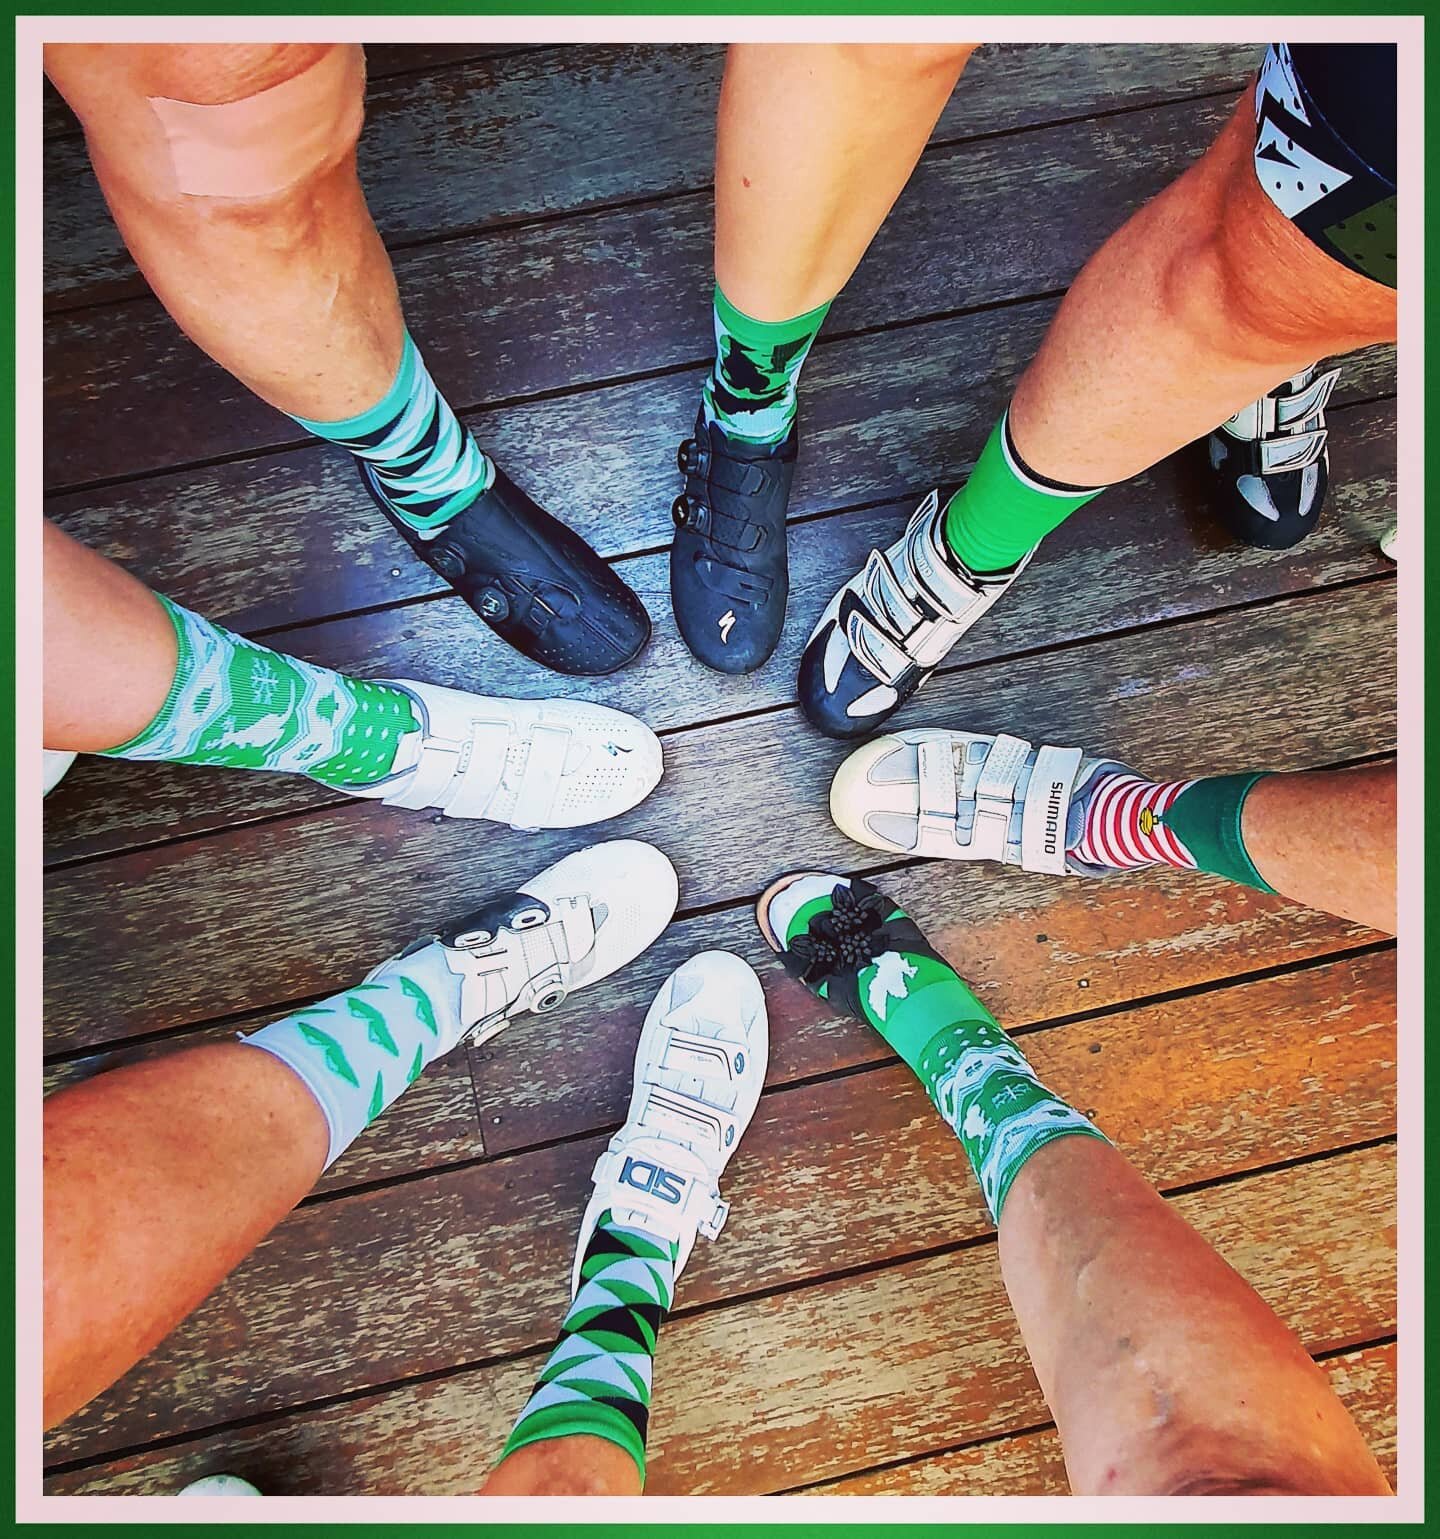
(372, 840), (680, 1054)
(830, 728), (1133, 877)
(798, 491), (1033, 739)
(1207, 364), (1340, 550)
(572, 950), (768, 1286)
(342, 679), (662, 831)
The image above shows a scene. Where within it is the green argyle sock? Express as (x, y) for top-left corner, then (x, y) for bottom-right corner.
(243, 940), (465, 1168)
(503, 1211), (677, 1486)
(777, 877), (1108, 1222)
(293, 330), (496, 534)
(942, 412), (1105, 575)
(100, 594), (420, 790)
(701, 284), (830, 446)
(1163, 773), (1276, 892)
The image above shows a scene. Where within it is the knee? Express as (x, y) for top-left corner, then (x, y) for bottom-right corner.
(101, 43), (366, 213)
(836, 42), (978, 80)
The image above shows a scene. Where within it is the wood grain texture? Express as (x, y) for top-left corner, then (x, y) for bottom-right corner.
(44, 94), (1240, 489)
(44, 950), (1395, 1460)
(43, 43), (1257, 309)
(41, 394), (1397, 865)
(810, 1341), (1398, 1495)
(41, 583), (1395, 1054)
(45, 1144), (1396, 1492)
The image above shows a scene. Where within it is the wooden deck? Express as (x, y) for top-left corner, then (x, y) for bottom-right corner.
(41, 43), (1397, 1496)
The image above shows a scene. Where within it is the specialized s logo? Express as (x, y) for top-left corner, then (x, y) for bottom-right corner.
(718, 610), (736, 644)
(1043, 781), (1066, 856)
(619, 1156), (687, 1204)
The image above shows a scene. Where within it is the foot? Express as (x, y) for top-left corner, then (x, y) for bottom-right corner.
(797, 490), (1034, 739)
(342, 679), (663, 831)
(362, 464), (652, 676)
(573, 949), (768, 1284)
(829, 728), (1133, 876)
(369, 839), (679, 1053)
(1206, 364), (1339, 550)
(670, 412), (794, 675)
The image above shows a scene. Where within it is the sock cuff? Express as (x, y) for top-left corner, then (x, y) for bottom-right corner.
(240, 1027), (352, 1169)
(292, 330), (419, 438)
(98, 593), (199, 756)
(1165, 772), (1277, 893)
(998, 411), (1108, 498)
(501, 1410), (648, 1488)
(713, 282), (831, 346)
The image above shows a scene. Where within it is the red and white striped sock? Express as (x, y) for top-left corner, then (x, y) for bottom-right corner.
(1069, 773), (1200, 870)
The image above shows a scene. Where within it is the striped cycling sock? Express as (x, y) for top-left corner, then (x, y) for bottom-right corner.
(942, 412), (1105, 575)
(701, 284), (830, 447)
(100, 595), (420, 789)
(294, 330), (496, 534)
(502, 1211), (677, 1485)
(1071, 771), (1276, 891)
(243, 941), (466, 1168)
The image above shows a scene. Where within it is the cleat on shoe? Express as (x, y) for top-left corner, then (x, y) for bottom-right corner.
(343, 679), (662, 830)
(572, 949), (768, 1285)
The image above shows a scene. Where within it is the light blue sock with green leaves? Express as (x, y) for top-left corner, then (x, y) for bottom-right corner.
(243, 941), (467, 1168)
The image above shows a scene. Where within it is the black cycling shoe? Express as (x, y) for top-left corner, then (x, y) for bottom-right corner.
(670, 412), (795, 675)
(362, 462), (651, 677)
(1206, 364), (1339, 550)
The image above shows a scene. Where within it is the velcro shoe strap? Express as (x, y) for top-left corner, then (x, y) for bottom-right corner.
(591, 1136), (727, 1240)
(1019, 744), (1084, 875)
(1276, 366), (1339, 426)
(915, 735), (960, 853)
(548, 893), (597, 971)
(382, 734), (477, 811)
(707, 455), (768, 498)
(967, 732), (1032, 863)
(505, 721), (572, 830)
(1259, 425), (1327, 475)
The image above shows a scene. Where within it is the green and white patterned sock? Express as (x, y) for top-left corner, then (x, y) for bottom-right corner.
(243, 940), (465, 1168)
(101, 595), (420, 790)
(776, 877), (1108, 1222)
(502, 1211), (677, 1485)
(701, 284), (830, 447)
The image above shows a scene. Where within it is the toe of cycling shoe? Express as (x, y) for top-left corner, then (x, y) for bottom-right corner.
(1206, 433), (1328, 551)
(797, 617), (913, 739)
(671, 558), (786, 675)
(364, 463), (651, 677)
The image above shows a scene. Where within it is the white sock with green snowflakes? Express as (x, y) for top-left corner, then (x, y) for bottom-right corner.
(242, 940), (469, 1168)
(100, 595), (421, 789)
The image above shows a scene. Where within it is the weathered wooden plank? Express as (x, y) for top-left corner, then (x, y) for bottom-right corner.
(41, 394), (1396, 866)
(42, 1011), (483, 1199)
(44, 94), (1238, 489)
(44, 1144), (1397, 1492)
(43, 44), (1258, 310)
(40, 582), (1396, 1055)
(811, 1341), (1398, 1495)
(44, 949), (1396, 1459)
(42, 244), (1393, 639)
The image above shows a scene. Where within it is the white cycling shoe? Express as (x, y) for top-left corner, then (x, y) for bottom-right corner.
(346, 679), (663, 831)
(368, 839), (679, 1053)
(572, 950), (768, 1290)
(43, 749), (77, 797)
(831, 727), (1133, 877)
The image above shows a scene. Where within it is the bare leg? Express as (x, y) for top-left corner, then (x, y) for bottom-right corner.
(715, 44), (975, 319)
(43, 520), (179, 751)
(1243, 765), (1395, 932)
(999, 1136), (1390, 1495)
(1009, 90), (1396, 484)
(44, 1044), (327, 1428)
(481, 1437), (641, 1497)
(44, 43), (400, 418)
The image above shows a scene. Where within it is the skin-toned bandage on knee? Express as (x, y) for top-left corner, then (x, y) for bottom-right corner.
(145, 44), (365, 200)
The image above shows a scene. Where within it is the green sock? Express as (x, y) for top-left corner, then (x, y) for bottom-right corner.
(777, 878), (1108, 1222)
(701, 284), (830, 446)
(502, 1211), (677, 1486)
(101, 595), (420, 789)
(1164, 773), (1276, 892)
(942, 412), (1105, 574)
